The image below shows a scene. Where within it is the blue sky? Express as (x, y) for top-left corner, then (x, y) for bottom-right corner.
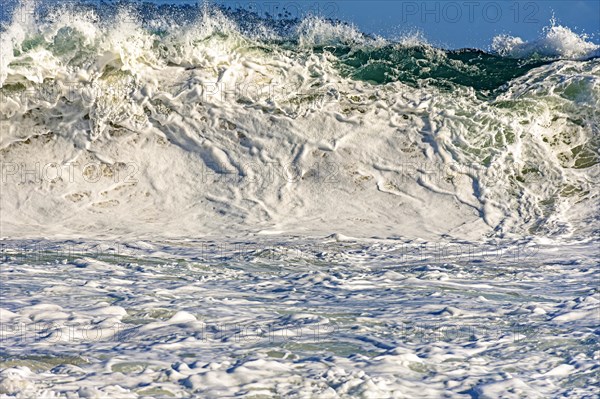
(5, 1), (599, 49)
(214, 0), (600, 49)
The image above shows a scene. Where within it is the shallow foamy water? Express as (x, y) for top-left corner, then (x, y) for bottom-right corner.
(1, 237), (598, 398)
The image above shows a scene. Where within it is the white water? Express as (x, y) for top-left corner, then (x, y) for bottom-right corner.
(1, 2), (599, 398)
(1, 238), (598, 398)
(492, 17), (600, 60)
(0, 4), (598, 240)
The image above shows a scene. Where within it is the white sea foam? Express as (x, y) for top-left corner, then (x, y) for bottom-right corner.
(0, 3), (599, 396)
(0, 3), (597, 241)
(0, 238), (598, 397)
(492, 18), (600, 59)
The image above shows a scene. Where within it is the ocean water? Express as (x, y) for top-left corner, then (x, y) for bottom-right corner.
(0, 1), (599, 398)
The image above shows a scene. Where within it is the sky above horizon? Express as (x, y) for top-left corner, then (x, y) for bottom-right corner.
(2, 1), (598, 49)
(215, 0), (600, 49)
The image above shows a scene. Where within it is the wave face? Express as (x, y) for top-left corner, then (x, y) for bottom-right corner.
(0, 1), (599, 240)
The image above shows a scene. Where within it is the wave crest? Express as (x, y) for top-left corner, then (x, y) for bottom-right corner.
(492, 18), (599, 60)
